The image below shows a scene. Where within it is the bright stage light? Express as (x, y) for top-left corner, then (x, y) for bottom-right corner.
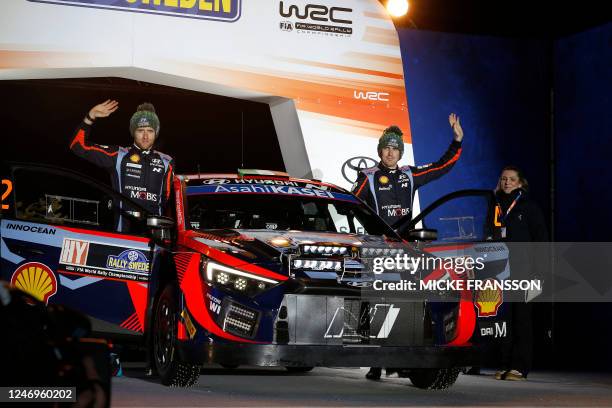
(386, 0), (409, 17)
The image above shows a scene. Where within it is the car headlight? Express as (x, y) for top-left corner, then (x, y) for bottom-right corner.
(301, 244), (350, 256)
(201, 260), (279, 297)
(360, 247), (407, 258)
(292, 259), (343, 272)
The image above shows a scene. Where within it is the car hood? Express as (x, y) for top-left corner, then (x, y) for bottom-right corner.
(186, 229), (408, 271)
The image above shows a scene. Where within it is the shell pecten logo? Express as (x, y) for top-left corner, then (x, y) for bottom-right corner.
(474, 278), (502, 317)
(11, 262), (57, 304)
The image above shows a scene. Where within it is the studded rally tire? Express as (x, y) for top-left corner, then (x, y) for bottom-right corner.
(153, 284), (200, 387)
(408, 368), (460, 390)
(285, 366), (314, 373)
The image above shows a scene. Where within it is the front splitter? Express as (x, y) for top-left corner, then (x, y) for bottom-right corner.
(178, 343), (478, 368)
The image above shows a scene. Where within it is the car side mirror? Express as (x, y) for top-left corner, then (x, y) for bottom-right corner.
(403, 228), (438, 242)
(147, 215), (175, 229)
(147, 215), (176, 245)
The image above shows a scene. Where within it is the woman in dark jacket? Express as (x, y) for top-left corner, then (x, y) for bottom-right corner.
(495, 166), (548, 242)
(494, 165), (548, 381)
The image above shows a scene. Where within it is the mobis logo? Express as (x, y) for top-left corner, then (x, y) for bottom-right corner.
(279, 1), (353, 36)
(27, 0), (242, 23)
(353, 90), (390, 102)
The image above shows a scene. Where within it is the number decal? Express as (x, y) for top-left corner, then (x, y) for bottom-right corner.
(1, 179), (13, 210)
(493, 205), (502, 227)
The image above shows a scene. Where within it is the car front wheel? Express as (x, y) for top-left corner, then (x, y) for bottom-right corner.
(153, 284), (200, 387)
(408, 368), (460, 390)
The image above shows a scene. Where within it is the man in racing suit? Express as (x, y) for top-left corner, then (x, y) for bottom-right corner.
(352, 113), (464, 380)
(70, 100), (174, 224)
(352, 113), (464, 227)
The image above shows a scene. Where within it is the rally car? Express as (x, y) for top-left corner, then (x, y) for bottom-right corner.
(0, 163), (506, 389)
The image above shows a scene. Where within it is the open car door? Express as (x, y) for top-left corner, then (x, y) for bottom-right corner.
(393, 189), (511, 343)
(393, 189), (508, 283)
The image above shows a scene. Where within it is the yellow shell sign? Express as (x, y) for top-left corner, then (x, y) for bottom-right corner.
(11, 262), (57, 304)
(475, 279), (503, 317)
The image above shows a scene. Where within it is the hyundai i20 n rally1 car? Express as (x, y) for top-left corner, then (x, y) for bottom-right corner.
(1, 164), (504, 390)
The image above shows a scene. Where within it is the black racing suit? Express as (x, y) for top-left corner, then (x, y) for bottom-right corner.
(70, 121), (175, 218)
(352, 140), (462, 226)
(353, 139), (462, 380)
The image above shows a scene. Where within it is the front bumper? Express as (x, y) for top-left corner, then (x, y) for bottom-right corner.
(178, 343), (478, 368)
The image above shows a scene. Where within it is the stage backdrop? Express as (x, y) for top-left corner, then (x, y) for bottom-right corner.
(0, 0), (414, 189)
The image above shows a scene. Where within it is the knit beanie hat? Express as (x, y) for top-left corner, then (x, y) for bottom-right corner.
(129, 103), (160, 136)
(377, 125), (404, 157)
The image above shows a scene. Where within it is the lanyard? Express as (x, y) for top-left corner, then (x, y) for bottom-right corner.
(498, 191), (522, 222)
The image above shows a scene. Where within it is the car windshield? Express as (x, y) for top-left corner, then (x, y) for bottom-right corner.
(186, 194), (397, 237)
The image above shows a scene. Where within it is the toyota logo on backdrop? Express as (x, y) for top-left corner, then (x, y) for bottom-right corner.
(341, 156), (377, 184)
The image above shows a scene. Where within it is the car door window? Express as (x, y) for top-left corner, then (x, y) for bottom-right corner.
(420, 195), (491, 241)
(397, 190), (497, 242)
(327, 203), (366, 235)
(12, 167), (146, 235)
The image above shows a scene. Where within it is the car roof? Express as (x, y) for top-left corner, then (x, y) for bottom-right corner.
(178, 172), (349, 194)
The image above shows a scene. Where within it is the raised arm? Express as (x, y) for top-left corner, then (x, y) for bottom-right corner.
(412, 113), (464, 189)
(70, 100), (120, 170)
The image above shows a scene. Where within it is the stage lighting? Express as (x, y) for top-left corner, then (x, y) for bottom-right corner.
(386, 0), (409, 17)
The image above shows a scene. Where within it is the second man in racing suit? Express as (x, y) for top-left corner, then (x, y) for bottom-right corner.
(352, 113), (464, 227)
(352, 113), (464, 381)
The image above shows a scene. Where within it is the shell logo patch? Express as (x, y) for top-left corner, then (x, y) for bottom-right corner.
(11, 262), (57, 304)
(379, 175), (389, 185)
(130, 154), (141, 163)
(475, 279), (503, 317)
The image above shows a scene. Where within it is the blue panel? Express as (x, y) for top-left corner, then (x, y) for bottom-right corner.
(554, 23), (612, 241)
(397, 29), (550, 219)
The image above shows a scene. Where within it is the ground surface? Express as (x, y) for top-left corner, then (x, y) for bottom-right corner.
(111, 365), (612, 407)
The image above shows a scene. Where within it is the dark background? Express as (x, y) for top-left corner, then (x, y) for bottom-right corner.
(384, 0), (611, 39)
(0, 78), (284, 179)
(398, 21), (612, 369)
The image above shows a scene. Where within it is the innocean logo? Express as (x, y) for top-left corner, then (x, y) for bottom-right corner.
(27, 0), (242, 22)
